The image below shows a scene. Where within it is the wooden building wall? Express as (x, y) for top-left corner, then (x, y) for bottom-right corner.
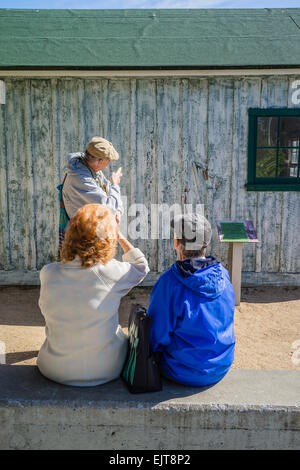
(0, 75), (299, 285)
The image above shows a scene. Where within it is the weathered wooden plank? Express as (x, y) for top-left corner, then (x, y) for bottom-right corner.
(131, 78), (158, 271)
(5, 79), (36, 270)
(50, 78), (61, 252)
(100, 78), (124, 263)
(100, 79), (109, 140)
(102, 78), (131, 192)
(104, 79), (131, 174)
(77, 78), (86, 151)
(206, 78), (234, 267)
(30, 79), (57, 268)
(125, 78), (136, 246)
(156, 78), (182, 272)
(181, 78), (219, 261)
(82, 79), (102, 146)
(181, 78), (209, 214)
(257, 76), (288, 272)
(0, 90), (10, 270)
(1, 269), (299, 288)
(279, 192), (300, 273)
(107, 78), (131, 199)
(50, 78), (79, 260)
(50, 79), (80, 261)
(240, 271), (300, 287)
(231, 77), (261, 272)
(55, 78), (79, 178)
(76, 78), (102, 152)
(120, 78), (160, 273)
(24, 82), (38, 271)
(101, 79), (131, 260)
(279, 75), (300, 273)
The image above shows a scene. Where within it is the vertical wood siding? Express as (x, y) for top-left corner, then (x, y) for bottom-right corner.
(0, 76), (299, 278)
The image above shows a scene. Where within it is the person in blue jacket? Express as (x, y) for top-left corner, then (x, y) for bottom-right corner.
(147, 213), (236, 387)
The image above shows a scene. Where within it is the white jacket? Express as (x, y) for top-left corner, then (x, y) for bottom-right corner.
(37, 248), (149, 386)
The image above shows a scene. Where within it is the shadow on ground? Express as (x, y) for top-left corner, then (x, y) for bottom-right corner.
(240, 286), (300, 303)
(0, 285), (299, 330)
(5, 351), (40, 365)
(0, 364), (215, 404)
(1, 285), (299, 370)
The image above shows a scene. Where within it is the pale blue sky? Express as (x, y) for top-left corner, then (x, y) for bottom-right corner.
(1, 0), (299, 9)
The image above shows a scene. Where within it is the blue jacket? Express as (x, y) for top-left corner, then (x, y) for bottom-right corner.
(147, 257), (235, 387)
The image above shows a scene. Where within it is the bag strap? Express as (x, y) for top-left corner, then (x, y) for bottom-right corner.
(60, 174), (70, 220)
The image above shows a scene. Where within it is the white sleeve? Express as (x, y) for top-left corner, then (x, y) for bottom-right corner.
(113, 248), (150, 296)
(91, 248), (149, 296)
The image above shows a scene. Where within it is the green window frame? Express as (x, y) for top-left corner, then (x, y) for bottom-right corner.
(246, 108), (300, 191)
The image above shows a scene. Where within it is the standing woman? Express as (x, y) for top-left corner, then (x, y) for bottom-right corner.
(58, 136), (124, 258)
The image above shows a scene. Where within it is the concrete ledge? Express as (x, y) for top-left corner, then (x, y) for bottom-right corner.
(0, 269), (300, 287)
(0, 365), (299, 450)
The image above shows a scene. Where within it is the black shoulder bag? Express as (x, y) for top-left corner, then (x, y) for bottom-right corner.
(121, 303), (162, 394)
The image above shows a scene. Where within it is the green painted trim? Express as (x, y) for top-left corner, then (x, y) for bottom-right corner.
(275, 116), (280, 177)
(245, 184), (300, 191)
(249, 108), (300, 116)
(247, 108), (300, 188)
(298, 139), (300, 179)
(247, 112), (256, 186)
(256, 146), (300, 149)
(255, 177), (300, 183)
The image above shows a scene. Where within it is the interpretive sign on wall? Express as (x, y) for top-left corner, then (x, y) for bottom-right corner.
(216, 220), (259, 243)
(216, 220), (259, 306)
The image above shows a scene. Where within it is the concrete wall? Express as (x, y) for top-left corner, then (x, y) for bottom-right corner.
(0, 366), (299, 450)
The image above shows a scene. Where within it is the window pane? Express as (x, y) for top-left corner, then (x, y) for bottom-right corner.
(256, 148), (277, 177)
(257, 117), (278, 147)
(277, 147), (299, 177)
(279, 117), (300, 146)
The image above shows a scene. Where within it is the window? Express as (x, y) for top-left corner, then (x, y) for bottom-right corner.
(246, 108), (300, 191)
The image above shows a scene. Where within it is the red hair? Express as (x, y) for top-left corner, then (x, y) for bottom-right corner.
(61, 204), (117, 268)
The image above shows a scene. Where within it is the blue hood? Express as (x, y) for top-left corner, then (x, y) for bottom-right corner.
(171, 257), (229, 300)
(66, 153), (92, 177)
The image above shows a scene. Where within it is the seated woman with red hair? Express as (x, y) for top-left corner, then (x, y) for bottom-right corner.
(37, 204), (149, 386)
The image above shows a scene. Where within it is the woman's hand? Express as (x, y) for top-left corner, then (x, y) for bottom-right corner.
(115, 210), (122, 225)
(117, 231), (134, 254)
(110, 170), (123, 185)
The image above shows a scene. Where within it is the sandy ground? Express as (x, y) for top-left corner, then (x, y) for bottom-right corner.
(0, 285), (299, 370)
